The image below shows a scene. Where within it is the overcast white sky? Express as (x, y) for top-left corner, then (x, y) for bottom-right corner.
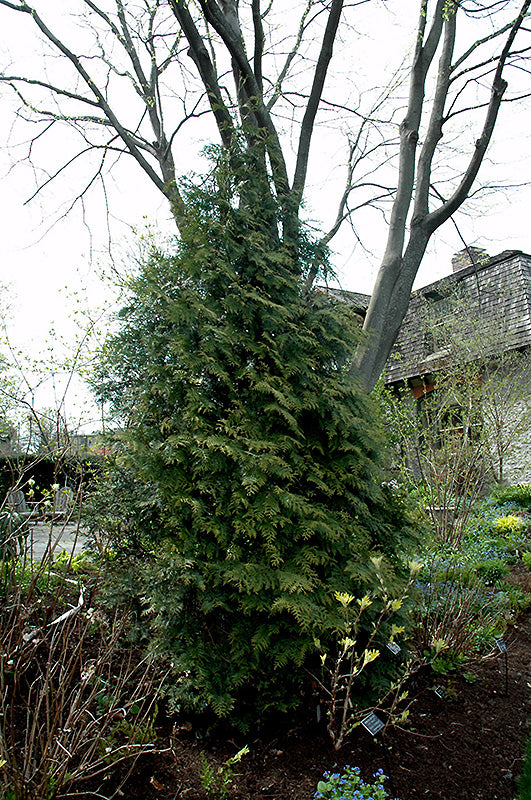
(0, 0), (530, 429)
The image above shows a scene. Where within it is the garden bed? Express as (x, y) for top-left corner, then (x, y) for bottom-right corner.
(92, 566), (531, 800)
(5, 491), (531, 799)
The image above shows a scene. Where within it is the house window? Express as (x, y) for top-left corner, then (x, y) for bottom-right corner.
(417, 393), (482, 450)
(423, 296), (453, 356)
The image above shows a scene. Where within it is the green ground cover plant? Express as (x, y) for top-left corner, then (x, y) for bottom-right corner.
(409, 486), (531, 674)
(314, 766), (392, 799)
(200, 745), (249, 800)
(492, 514), (525, 536)
(491, 483), (531, 509)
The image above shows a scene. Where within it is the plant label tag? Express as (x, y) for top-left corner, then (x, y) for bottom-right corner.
(434, 686), (446, 699)
(386, 641), (401, 655)
(361, 712), (385, 736)
(496, 638), (507, 653)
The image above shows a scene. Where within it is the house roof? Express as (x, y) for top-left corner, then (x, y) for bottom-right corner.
(318, 286), (371, 312)
(385, 250), (531, 385)
(318, 250), (531, 385)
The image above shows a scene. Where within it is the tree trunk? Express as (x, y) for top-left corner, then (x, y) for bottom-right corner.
(354, 223), (430, 391)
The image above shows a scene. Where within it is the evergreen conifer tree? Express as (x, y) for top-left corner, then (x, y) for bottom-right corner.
(94, 155), (419, 719)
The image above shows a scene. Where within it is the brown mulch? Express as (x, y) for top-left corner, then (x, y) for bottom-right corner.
(100, 568), (531, 800)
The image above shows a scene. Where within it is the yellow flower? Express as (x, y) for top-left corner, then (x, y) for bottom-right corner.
(362, 648), (380, 666)
(334, 591), (355, 608)
(388, 598), (403, 612)
(342, 636), (356, 651)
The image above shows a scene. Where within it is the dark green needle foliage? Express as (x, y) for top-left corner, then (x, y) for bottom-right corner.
(94, 154), (419, 722)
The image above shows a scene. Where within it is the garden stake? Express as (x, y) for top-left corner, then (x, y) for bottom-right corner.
(382, 738), (398, 800)
(496, 638), (509, 696)
(361, 713), (399, 799)
(504, 650), (509, 697)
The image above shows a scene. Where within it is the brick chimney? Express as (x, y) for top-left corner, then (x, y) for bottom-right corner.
(451, 246), (489, 273)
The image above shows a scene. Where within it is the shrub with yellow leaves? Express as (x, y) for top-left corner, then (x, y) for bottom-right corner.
(317, 558), (425, 750)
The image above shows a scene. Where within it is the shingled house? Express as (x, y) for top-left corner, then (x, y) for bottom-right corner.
(331, 248), (531, 483)
(385, 248), (531, 390)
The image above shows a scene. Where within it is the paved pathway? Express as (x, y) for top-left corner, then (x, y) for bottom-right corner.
(25, 520), (87, 561)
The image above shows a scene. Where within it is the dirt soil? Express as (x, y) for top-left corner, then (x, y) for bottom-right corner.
(98, 567), (531, 800)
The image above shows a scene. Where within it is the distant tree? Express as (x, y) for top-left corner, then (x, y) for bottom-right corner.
(0, 1), (530, 386)
(26, 407), (71, 457)
(419, 282), (531, 485)
(92, 161), (420, 719)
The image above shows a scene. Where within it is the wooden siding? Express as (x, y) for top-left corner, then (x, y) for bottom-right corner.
(385, 251), (531, 385)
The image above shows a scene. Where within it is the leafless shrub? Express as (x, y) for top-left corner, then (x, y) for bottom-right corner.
(0, 547), (165, 800)
(412, 561), (504, 660)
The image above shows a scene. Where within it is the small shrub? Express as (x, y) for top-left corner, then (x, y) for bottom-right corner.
(492, 514), (524, 536)
(491, 484), (531, 510)
(318, 558), (422, 750)
(200, 745), (249, 800)
(0, 551), (164, 799)
(430, 651), (467, 676)
(522, 551), (531, 570)
(500, 582), (531, 617)
(474, 557), (509, 583)
(413, 563), (506, 660)
(314, 766), (391, 799)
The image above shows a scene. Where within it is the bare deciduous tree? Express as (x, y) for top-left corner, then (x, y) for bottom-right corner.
(0, 0), (529, 389)
(355, 0), (531, 389)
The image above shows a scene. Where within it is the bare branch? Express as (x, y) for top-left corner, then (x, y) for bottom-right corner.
(195, 0), (291, 201)
(451, 41), (531, 85)
(427, 0), (531, 231)
(4, 81), (113, 126)
(381, 0), (447, 268)
(266, 0), (315, 111)
(291, 0), (344, 200)
(0, 75), (101, 107)
(413, 2), (456, 221)
(168, 0), (237, 151)
(452, 17), (514, 72)
(2, 1), (186, 217)
(252, 0), (264, 92)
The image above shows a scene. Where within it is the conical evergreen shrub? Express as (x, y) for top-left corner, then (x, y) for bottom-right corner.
(93, 160), (419, 720)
